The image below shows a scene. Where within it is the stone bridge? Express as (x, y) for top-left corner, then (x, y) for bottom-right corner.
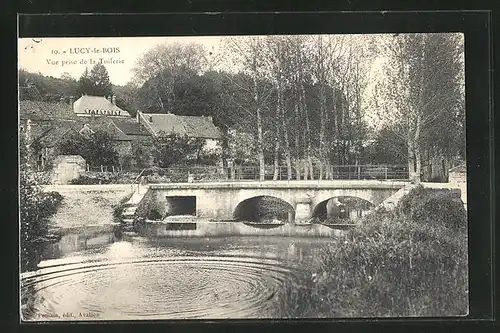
(143, 180), (412, 222)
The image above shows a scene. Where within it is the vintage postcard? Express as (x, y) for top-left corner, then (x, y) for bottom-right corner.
(18, 34), (468, 321)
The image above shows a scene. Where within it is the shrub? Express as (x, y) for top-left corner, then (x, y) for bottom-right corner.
(112, 192), (134, 222)
(152, 133), (204, 168)
(147, 209), (162, 220)
(70, 173), (117, 184)
(398, 185), (466, 230)
(20, 172), (64, 272)
(38, 191), (64, 217)
(410, 195), (466, 230)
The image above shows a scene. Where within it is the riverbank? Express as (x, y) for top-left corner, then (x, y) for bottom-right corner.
(42, 184), (133, 229)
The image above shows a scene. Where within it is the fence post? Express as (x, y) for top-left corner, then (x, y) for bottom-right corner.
(358, 165), (361, 180)
(100, 165), (103, 172)
(112, 165), (115, 173)
(385, 166), (388, 180)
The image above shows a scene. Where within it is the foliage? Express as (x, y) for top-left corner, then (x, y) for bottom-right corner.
(113, 83), (140, 117)
(69, 171), (150, 184)
(279, 188), (468, 317)
(20, 167), (63, 272)
(366, 125), (407, 165)
(119, 141), (153, 170)
(152, 132), (204, 168)
(70, 174), (117, 185)
(397, 185), (466, 229)
(77, 64), (113, 97)
(19, 69), (78, 101)
(112, 192), (134, 222)
(378, 33), (465, 181)
(133, 42), (207, 112)
(58, 130), (118, 167)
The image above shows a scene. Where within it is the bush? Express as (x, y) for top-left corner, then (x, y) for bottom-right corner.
(58, 130), (118, 166)
(38, 191), (64, 217)
(147, 209), (162, 220)
(398, 185), (466, 230)
(112, 192), (134, 222)
(410, 196), (466, 230)
(20, 172), (64, 272)
(70, 173), (119, 184)
(279, 188), (468, 318)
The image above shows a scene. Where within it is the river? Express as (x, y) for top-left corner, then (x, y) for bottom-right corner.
(21, 226), (335, 321)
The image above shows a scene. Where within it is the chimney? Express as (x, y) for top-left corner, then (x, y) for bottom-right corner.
(136, 110), (140, 123)
(149, 116), (153, 123)
(69, 95), (74, 105)
(112, 95), (116, 105)
(106, 95), (111, 102)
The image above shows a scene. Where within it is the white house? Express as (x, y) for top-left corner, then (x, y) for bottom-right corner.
(73, 95), (131, 118)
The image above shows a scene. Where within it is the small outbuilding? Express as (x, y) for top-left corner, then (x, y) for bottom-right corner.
(50, 155), (86, 184)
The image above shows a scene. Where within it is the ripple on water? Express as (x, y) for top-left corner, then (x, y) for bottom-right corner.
(21, 256), (299, 320)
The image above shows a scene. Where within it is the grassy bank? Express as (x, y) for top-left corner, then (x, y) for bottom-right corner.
(46, 186), (132, 228)
(278, 186), (468, 317)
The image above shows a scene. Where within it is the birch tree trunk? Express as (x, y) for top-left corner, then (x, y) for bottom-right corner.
(300, 82), (313, 180)
(294, 96), (301, 180)
(253, 73), (265, 181)
(273, 124), (280, 180)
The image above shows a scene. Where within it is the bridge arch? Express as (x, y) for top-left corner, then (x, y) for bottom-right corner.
(311, 195), (375, 222)
(233, 195), (295, 222)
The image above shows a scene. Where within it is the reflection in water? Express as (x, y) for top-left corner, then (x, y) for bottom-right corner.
(21, 228), (333, 320)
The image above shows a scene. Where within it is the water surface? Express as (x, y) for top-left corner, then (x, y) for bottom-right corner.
(21, 228), (334, 320)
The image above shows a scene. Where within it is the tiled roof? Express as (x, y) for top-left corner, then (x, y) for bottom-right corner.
(106, 124), (132, 141)
(142, 113), (222, 139)
(80, 117), (152, 141)
(73, 95), (131, 117)
(19, 100), (77, 121)
(31, 120), (81, 147)
(38, 126), (77, 147)
(112, 119), (151, 136)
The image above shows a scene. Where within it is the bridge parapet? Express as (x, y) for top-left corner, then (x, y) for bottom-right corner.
(148, 180), (410, 190)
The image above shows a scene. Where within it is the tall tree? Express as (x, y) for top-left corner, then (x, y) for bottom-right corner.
(77, 64), (113, 97)
(133, 42), (207, 112)
(381, 33), (465, 183)
(225, 36), (271, 181)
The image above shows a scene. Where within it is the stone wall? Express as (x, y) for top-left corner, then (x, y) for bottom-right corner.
(449, 165), (467, 208)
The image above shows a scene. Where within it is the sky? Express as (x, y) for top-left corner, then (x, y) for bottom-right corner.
(18, 36), (224, 86)
(17, 34), (390, 132)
